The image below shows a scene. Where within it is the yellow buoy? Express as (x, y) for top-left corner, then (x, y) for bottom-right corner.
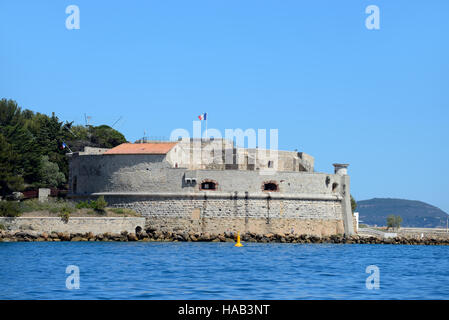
(235, 231), (243, 247)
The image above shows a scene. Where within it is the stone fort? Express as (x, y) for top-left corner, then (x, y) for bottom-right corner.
(68, 138), (355, 236)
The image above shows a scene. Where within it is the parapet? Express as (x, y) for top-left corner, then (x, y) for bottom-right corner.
(79, 147), (111, 155)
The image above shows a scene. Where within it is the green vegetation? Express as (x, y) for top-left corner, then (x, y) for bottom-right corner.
(0, 201), (21, 217)
(19, 199), (75, 214)
(39, 155), (66, 188)
(0, 98), (127, 197)
(350, 195), (357, 213)
(386, 214), (403, 230)
(75, 196), (108, 213)
(90, 196), (107, 212)
(75, 200), (90, 209)
(109, 207), (139, 216)
(59, 207), (72, 223)
(0, 197), (139, 218)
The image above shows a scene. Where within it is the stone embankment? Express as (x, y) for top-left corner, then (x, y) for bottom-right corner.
(2, 229), (449, 245)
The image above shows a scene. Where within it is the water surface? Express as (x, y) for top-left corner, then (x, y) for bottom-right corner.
(1, 242), (448, 299)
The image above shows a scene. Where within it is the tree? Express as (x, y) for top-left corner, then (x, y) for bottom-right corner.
(38, 155), (66, 188)
(386, 214), (403, 230)
(0, 134), (24, 196)
(0, 98), (127, 189)
(90, 125), (127, 148)
(351, 195), (357, 213)
(395, 215), (403, 229)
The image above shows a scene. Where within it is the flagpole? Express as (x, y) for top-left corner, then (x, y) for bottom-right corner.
(205, 115), (208, 140)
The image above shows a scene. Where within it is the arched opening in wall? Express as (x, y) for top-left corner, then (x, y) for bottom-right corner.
(200, 180), (217, 191)
(263, 181), (279, 192)
(332, 182), (339, 192)
(135, 226), (142, 234)
(72, 176), (77, 193)
(268, 161), (274, 168)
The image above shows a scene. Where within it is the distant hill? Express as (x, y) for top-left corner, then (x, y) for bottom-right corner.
(357, 198), (449, 228)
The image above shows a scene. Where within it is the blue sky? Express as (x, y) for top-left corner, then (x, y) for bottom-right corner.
(1, 1), (448, 212)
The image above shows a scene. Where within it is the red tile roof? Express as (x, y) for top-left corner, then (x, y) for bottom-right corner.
(104, 143), (177, 155)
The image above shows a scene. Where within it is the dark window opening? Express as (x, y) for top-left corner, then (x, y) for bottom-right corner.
(72, 176), (77, 194)
(268, 161), (273, 168)
(201, 181), (217, 190)
(263, 182), (278, 192)
(332, 182), (339, 192)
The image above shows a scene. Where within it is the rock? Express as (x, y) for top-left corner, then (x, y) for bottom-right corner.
(127, 233), (138, 241)
(15, 231), (38, 239)
(138, 231), (148, 239)
(154, 231), (163, 239)
(109, 233), (120, 240)
(224, 231), (234, 239)
(61, 233), (71, 241)
(181, 232), (189, 241)
(146, 227), (157, 233)
(86, 232), (94, 239)
(175, 234), (184, 241)
(71, 237), (83, 242)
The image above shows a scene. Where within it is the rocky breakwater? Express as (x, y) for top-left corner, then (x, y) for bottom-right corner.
(2, 229), (449, 245)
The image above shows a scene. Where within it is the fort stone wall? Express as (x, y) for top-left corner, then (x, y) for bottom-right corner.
(101, 194), (344, 236)
(67, 144), (355, 237)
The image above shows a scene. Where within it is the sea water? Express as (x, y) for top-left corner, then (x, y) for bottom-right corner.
(1, 242), (448, 300)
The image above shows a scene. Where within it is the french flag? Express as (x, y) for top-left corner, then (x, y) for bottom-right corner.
(198, 113), (207, 121)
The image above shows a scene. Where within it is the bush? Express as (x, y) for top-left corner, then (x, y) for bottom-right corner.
(109, 207), (139, 217)
(110, 208), (124, 214)
(75, 201), (90, 209)
(0, 201), (21, 217)
(0, 223), (5, 230)
(19, 199), (76, 214)
(90, 196), (107, 212)
(59, 207), (72, 223)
